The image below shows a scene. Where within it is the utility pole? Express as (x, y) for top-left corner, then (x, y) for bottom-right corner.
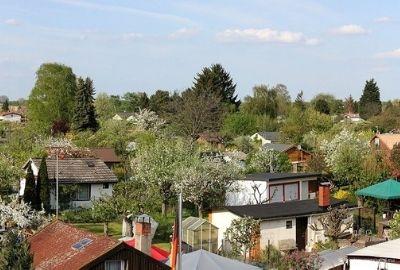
(56, 153), (59, 219)
(178, 191), (183, 270)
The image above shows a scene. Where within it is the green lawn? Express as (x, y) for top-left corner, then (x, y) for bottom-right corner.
(74, 222), (122, 239)
(73, 222), (171, 251)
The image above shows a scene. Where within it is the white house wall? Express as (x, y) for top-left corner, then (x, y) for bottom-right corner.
(226, 181), (267, 206)
(260, 218), (296, 250)
(226, 178), (316, 206)
(50, 183), (113, 209)
(210, 210), (240, 248)
(348, 259), (400, 270)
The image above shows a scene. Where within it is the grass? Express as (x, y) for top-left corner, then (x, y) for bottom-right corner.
(73, 222), (172, 251)
(74, 222), (122, 240)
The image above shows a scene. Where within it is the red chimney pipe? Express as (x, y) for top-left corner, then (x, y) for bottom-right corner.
(319, 184), (330, 207)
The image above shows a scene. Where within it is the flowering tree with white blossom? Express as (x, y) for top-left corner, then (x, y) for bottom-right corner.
(176, 158), (242, 218)
(129, 108), (165, 132)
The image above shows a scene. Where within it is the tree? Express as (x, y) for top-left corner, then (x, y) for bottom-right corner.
(344, 95), (356, 113)
(0, 154), (22, 196)
(27, 63), (77, 133)
(389, 212), (400, 239)
(92, 197), (119, 235)
(310, 205), (352, 245)
(149, 90), (172, 117)
(133, 138), (193, 216)
(246, 149), (292, 174)
(0, 230), (33, 270)
(173, 90), (223, 138)
(192, 64), (239, 109)
(23, 166), (36, 207)
(129, 108), (165, 132)
(314, 99), (330, 115)
(72, 77), (99, 132)
(294, 91), (306, 111)
(320, 129), (370, 186)
(359, 79), (382, 119)
(95, 93), (117, 120)
(38, 156), (50, 212)
(1, 98), (9, 112)
(176, 158), (241, 218)
(274, 84), (291, 116)
(370, 102), (400, 132)
(224, 217), (260, 261)
(241, 85), (278, 118)
(222, 112), (258, 137)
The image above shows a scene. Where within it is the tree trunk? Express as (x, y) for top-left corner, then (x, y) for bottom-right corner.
(103, 222), (109, 236)
(198, 205), (203, 219)
(162, 202), (167, 217)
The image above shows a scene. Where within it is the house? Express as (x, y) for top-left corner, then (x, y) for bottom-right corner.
(0, 111), (25, 123)
(196, 132), (224, 149)
(347, 238), (400, 269)
(370, 133), (400, 154)
(262, 143), (312, 172)
(167, 249), (261, 270)
(211, 189), (355, 252)
(250, 131), (281, 146)
(22, 157), (118, 209)
(90, 147), (121, 169)
(226, 172), (321, 206)
(113, 112), (135, 121)
(29, 220), (171, 270)
(342, 113), (363, 123)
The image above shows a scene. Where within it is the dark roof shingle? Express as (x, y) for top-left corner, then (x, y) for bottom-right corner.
(31, 158), (118, 184)
(226, 199), (354, 220)
(90, 148), (121, 163)
(244, 172), (321, 182)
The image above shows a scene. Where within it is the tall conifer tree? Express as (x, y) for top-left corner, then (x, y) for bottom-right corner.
(38, 157), (50, 212)
(359, 79), (382, 119)
(72, 77), (99, 131)
(23, 166), (36, 206)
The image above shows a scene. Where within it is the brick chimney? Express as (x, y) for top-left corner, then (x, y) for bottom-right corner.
(134, 216), (152, 255)
(318, 183), (330, 208)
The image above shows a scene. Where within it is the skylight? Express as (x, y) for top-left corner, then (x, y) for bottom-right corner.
(71, 238), (93, 251)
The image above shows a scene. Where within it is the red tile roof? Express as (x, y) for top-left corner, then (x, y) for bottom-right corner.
(90, 148), (121, 163)
(29, 221), (119, 270)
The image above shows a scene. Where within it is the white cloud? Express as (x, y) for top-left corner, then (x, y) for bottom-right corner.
(332, 24), (367, 35)
(4, 18), (21, 26)
(122, 32), (143, 41)
(168, 28), (199, 39)
(216, 28), (319, 45)
(375, 48), (400, 59)
(374, 17), (391, 23)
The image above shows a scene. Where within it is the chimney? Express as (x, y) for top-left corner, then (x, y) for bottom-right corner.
(318, 183), (330, 207)
(134, 216), (152, 255)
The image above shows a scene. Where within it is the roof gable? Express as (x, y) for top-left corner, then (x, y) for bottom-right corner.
(371, 133), (400, 150)
(30, 157), (118, 183)
(29, 221), (118, 270)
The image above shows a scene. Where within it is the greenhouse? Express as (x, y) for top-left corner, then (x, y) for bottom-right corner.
(182, 216), (219, 253)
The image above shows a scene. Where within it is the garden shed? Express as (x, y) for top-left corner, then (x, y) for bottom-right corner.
(182, 216), (219, 252)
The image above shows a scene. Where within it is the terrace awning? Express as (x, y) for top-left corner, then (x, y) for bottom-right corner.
(356, 179), (400, 200)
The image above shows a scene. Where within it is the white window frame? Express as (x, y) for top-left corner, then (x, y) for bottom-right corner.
(105, 260), (125, 270)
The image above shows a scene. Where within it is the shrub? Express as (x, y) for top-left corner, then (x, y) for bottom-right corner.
(61, 208), (100, 223)
(333, 189), (351, 200)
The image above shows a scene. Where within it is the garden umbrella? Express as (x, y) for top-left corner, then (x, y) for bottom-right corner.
(356, 179), (400, 200)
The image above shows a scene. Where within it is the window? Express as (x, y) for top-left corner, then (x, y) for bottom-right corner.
(286, 220), (292, 229)
(284, 183), (299, 201)
(105, 260), (125, 270)
(103, 183), (109, 189)
(75, 184), (90, 201)
(269, 185), (284, 203)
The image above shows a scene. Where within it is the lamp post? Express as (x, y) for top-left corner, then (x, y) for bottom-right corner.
(56, 153), (59, 219)
(178, 192), (183, 270)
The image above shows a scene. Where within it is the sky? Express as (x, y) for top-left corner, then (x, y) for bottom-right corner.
(1, 0), (400, 101)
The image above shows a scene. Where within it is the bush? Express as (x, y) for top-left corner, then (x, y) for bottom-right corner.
(61, 208), (100, 223)
(313, 240), (338, 252)
(152, 214), (173, 243)
(333, 189), (351, 200)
